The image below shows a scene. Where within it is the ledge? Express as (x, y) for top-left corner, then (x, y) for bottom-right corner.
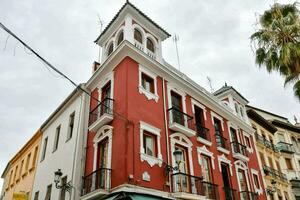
(140, 153), (163, 167)
(217, 147), (230, 155)
(138, 86), (159, 102)
(197, 137), (212, 146)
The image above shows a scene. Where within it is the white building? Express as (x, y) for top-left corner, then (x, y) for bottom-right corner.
(31, 85), (88, 200)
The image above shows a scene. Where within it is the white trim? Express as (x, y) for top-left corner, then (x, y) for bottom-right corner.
(244, 134), (253, 154)
(211, 111), (224, 131)
(197, 137), (212, 147)
(251, 169), (263, 195)
(218, 154), (233, 176)
(97, 71), (114, 105)
(138, 65), (159, 102)
(197, 146), (215, 169)
(227, 122), (240, 143)
(217, 146), (230, 155)
(234, 160), (251, 196)
(191, 99), (207, 121)
(139, 121), (162, 167)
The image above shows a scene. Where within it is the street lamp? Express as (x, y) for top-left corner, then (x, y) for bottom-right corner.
(173, 149), (183, 170)
(54, 169), (73, 193)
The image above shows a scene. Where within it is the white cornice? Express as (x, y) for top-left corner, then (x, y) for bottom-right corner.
(86, 40), (254, 133)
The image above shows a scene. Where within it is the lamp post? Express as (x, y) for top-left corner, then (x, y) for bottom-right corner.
(173, 149), (183, 171)
(54, 169), (73, 194)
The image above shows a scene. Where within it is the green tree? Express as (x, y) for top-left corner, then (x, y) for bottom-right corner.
(251, 2), (300, 100)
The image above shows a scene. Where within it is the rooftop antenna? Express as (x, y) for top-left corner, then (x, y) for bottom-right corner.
(97, 14), (104, 63)
(173, 34), (181, 71)
(207, 76), (214, 93)
(294, 115), (298, 124)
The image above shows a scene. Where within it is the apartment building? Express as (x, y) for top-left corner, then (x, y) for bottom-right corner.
(0, 130), (42, 200)
(81, 2), (265, 200)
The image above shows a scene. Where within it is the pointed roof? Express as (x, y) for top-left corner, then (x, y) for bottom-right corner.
(95, 1), (171, 43)
(214, 84), (249, 104)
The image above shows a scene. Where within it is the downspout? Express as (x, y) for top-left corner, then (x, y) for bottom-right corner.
(162, 77), (171, 192)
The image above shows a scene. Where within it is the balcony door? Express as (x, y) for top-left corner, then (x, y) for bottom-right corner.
(96, 138), (108, 189)
(101, 82), (111, 115)
(175, 145), (190, 193)
(171, 91), (184, 125)
(230, 128), (238, 143)
(221, 163), (233, 200)
(238, 169), (248, 200)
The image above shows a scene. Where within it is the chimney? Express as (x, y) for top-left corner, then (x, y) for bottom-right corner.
(92, 61), (100, 73)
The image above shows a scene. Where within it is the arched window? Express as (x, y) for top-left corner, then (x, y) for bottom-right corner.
(134, 28), (143, 44)
(146, 38), (155, 53)
(117, 31), (124, 45)
(107, 43), (114, 56)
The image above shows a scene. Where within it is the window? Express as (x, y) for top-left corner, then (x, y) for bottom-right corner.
(284, 191), (289, 200)
(141, 73), (154, 93)
(117, 31), (124, 45)
(134, 28), (143, 44)
(253, 174), (260, 189)
(34, 191), (39, 200)
(245, 136), (251, 148)
(214, 118), (222, 136)
(67, 112), (75, 141)
(285, 158), (293, 170)
(59, 176), (67, 200)
(9, 170), (13, 186)
(32, 146), (38, 168)
(259, 152), (265, 165)
(107, 43), (113, 56)
(13, 165), (18, 183)
(45, 184), (52, 200)
(238, 169), (248, 191)
(53, 125), (61, 152)
(201, 155), (213, 182)
(291, 137), (298, 152)
(235, 103), (239, 114)
(277, 133), (285, 142)
(26, 153), (31, 171)
(146, 38), (155, 52)
(240, 107), (244, 117)
(276, 161), (281, 171)
(143, 131), (156, 157)
(41, 137), (48, 161)
(268, 157), (274, 168)
(230, 127), (238, 142)
(20, 160), (24, 177)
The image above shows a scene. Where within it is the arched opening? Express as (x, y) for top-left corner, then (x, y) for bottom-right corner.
(146, 38), (155, 53)
(117, 31), (124, 45)
(134, 28), (143, 44)
(107, 43), (114, 56)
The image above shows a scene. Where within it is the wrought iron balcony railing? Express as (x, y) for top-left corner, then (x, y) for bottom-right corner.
(195, 123), (210, 141)
(231, 141), (248, 157)
(89, 98), (114, 126)
(224, 187), (239, 200)
(201, 181), (219, 199)
(263, 165), (287, 182)
(168, 107), (194, 129)
(81, 168), (111, 196)
(277, 142), (295, 154)
(215, 133), (229, 150)
(240, 191), (259, 200)
(254, 132), (278, 152)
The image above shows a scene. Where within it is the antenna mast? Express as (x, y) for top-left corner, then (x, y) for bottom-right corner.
(173, 34), (181, 71)
(207, 76), (214, 93)
(97, 14), (104, 63)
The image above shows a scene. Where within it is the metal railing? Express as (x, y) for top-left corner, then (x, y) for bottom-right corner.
(168, 107), (194, 129)
(277, 142), (295, 154)
(254, 132), (278, 152)
(171, 172), (202, 195)
(224, 187), (239, 200)
(240, 191), (259, 200)
(263, 165), (287, 182)
(201, 181), (219, 199)
(89, 98), (114, 126)
(134, 40), (144, 51)
(231, 141), (248, 157)
(195, 123), (210, 141)
(82, 168), (111, 196)
(215, 133), (229, 150)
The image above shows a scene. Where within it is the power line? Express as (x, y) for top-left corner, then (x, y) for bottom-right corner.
(0, 22), (130, 124)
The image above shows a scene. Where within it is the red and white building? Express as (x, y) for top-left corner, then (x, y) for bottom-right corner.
(81, 2), (266, 200)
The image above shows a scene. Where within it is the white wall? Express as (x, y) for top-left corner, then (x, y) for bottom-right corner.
(31, 92), (87, 200)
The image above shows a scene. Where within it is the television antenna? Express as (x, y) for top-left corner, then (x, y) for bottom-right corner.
(97, 14), (104, 63)
(173, 34), (181, 71)
(207, 76), (214, 93)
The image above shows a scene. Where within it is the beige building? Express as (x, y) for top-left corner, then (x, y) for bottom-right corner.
(247, 108), (293, 200)
(1, 130), (42, 200)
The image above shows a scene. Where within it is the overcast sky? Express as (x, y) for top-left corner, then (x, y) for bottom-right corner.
(0, 0), (299, 188)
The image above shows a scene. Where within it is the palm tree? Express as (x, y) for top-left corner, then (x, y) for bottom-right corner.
(251, 2), (300, 100)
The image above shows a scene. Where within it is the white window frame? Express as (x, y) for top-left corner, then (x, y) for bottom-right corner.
(234, 160), (251, 194)
(138, 65), (159, 102)
(211, 111), (224, 131)
(139, 121), (162, 167)
(97, 71), (114, 103)
(191, 99), (207, 121)
(251, 169), (263, 195)
(197, 146), (215, 169)
(218, 154), (233, 176)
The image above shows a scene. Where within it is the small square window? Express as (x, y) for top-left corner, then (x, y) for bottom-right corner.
(141, 73), (154, 94)
(143, 131), (156, 157)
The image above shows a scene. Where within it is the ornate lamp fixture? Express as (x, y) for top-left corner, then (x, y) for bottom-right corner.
(54, 169), (73, 193)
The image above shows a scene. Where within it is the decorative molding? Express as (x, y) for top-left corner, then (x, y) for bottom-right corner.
(217, 146), (230, 155)
(197, 146), (215, 169)
(211, 111), (224, 131)
(235, 160), (251, 195)
(218, 154), (233, 176)
(250, 169), (263, 195)
(138, 65), (159, 102)
(191, 99), (207, 121)
(140, 153), (163, 167)
(197, 137), (212, 147)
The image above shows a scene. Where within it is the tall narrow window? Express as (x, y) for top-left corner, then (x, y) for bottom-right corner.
(19, 160), (24, 177)
(175, 145), (189, 193)
(146, 38), (155, 52)
(134, 29), (143, 44)
(9, 170), (13, 186)
(259, 152), (265, 166)
(34, 191), (39, 200)
(53, 125), (61, 152)
(26, 153), (31, 171)
(143, 131), (156, 157)
(285, 158), (293, 170)
(13, 165), (18, 183)
(253, 174), (260, 189)
(141, 73), (154, 93)
(101, 82), (111, 115)
(201, 155), (213, 182)
(171, 91), (184, 125)
(230, 128), (238, 142)
(276, 161), (281, 171)
(59, 176), (67, 200)
(45, 184), (52, 200)
(107, 43), (113, 56)
(117, 31), (124, 45)
(67, 112), (75, 141)
(32, 146), (38, 168)
(41, 137), (48, 161)
(238, 169), (248, 192)
(268, 157), (274, 169)
(245, 136), (251, 148)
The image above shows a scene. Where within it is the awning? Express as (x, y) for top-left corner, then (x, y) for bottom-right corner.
(129, 194), (166, 200)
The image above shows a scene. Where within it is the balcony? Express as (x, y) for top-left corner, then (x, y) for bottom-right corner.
(240, 191), (259, 200)
(231, 141), (249, 161)
(171, 172), (218, 199)
(89, 98), (114, 132)
(224, 187), (239, 200)
(195, 124), (211, 146)
(134, 40), (144, 51)
(215, 133), (230, 154)
(168, 107), (196, 137)
(277, 142), (295, 154)
(146, 49), (156, 60)
(81, 168), (111, 197)
(255, 132), (279, 153)
(263, 165), (288, 182)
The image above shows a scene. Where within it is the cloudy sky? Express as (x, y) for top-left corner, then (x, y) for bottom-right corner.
(0, 0), (299, 188)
